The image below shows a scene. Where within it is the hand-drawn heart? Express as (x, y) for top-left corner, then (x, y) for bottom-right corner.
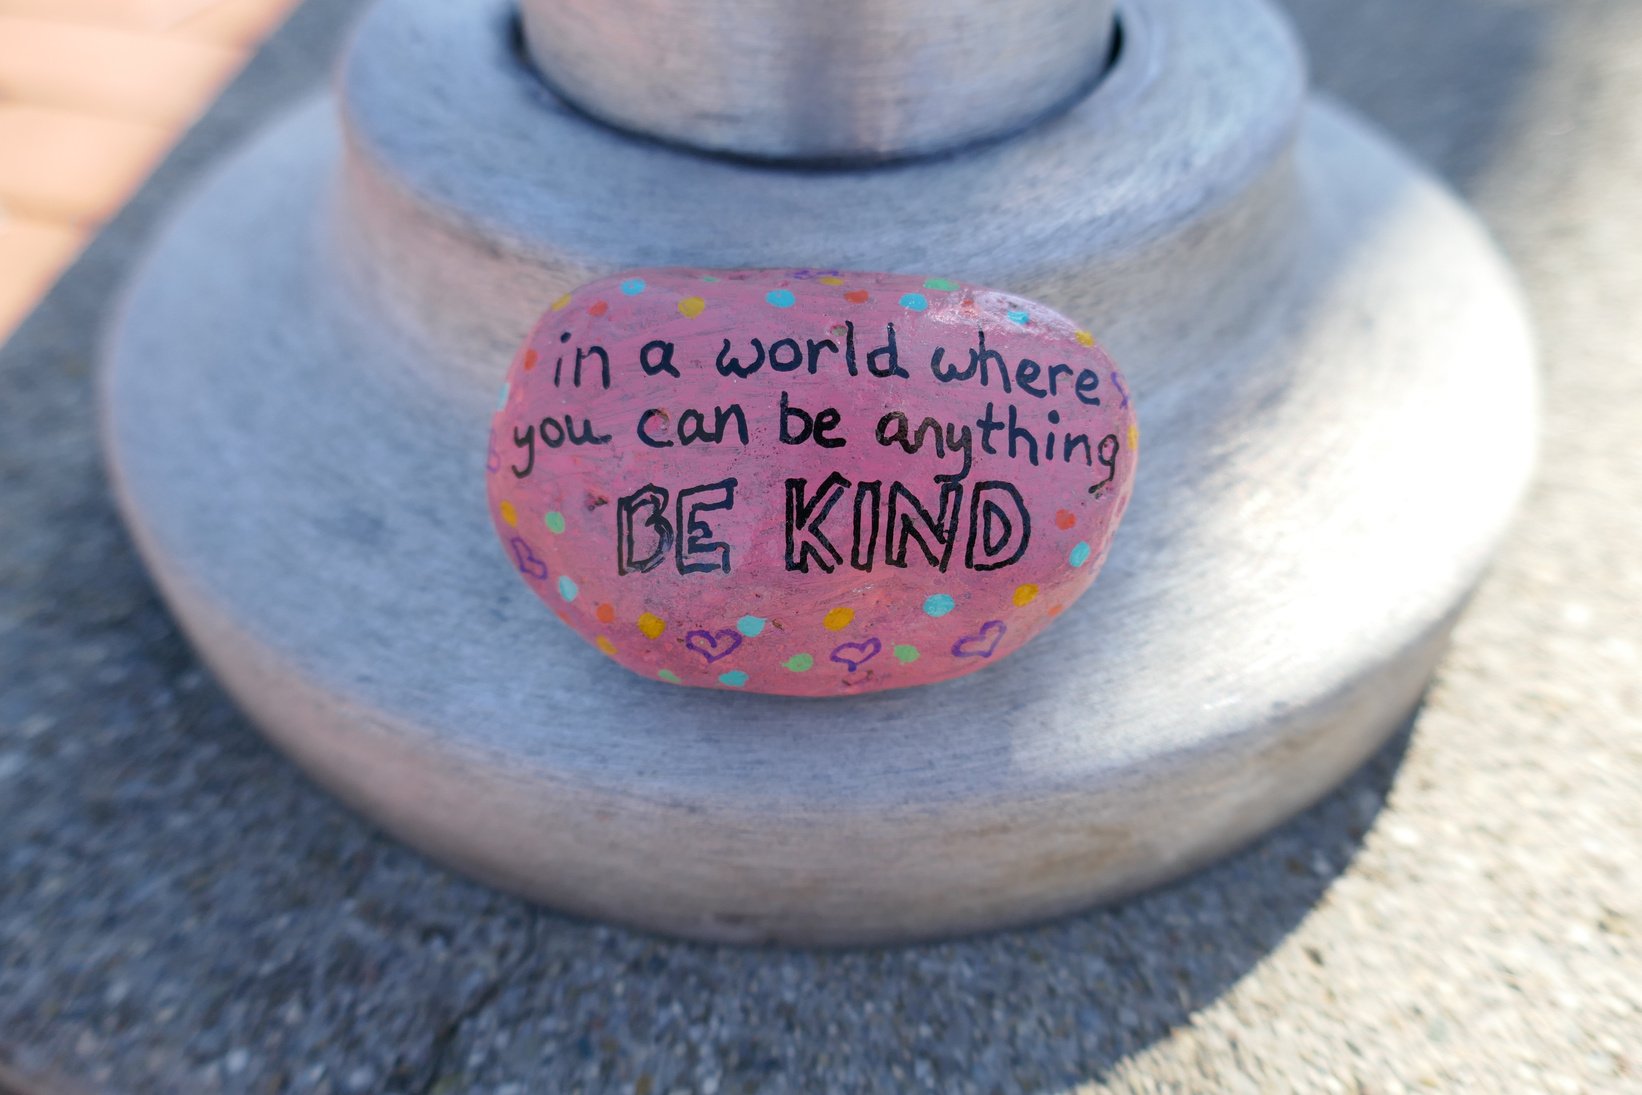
(829, 637), (882, 672)
(509, 537), (548, 581)
(685, 628), (743, 664)
(951, 620), (1007, 659)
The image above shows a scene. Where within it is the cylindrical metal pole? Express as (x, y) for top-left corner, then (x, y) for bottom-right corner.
(518, 0), (1120, 161)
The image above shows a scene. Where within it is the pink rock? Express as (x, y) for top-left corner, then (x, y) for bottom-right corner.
(487, 269), (1138, 696)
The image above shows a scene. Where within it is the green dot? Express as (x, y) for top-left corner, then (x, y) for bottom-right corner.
(657, 669), (681, 684)
(718, 670), (749, 687)
(924, 277), (959, 291)
(737, 615), (766, 637)
(783, 653), (814, 672)
(892, 644), (920, 664)
(543, 511), (566, 534)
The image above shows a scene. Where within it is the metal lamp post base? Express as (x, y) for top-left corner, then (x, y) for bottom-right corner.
(100, 0), (1535, 944)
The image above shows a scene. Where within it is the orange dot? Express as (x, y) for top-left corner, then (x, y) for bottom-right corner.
(550, 293), (572, 312)
(1054, 509), (1076, 530)
(594, 635), (617, 656)
(843, 289), (869, 304)
(522, 348), (538, 371)
(498, 500), (519, 527)
(818, 276), (845, 286)
(637, 613), (667, 639)
(1075, 330), (1096, 348)
(678, 296), (706, 318)
(1047, 604), (1065, 618)
(595, 602), (616, 624)
(823, 606), (854, 630)
(1012, 584), (1039, 607)
(588, 300), (609, 317)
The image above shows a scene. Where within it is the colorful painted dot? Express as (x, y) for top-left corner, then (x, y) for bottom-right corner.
(522, 348), (539, 371)
(1075, 329), (1095, 347)
(543, 511), (566, 534)
(844, 289), (869, 304)
(557, 575), (579, 601)
(718, 670), (749, 688)
(923, 593), (956, 617)
(1013, 583), (1039, 607)
(823, 606), (854, 631)
(657, 669), (681, 683)
(900, 292), (928, 312)
(498, 500), (518, 527)
(619, 277), (646, 295)
(766, 289), (796, 308)
(637, 612), (667, 639)
(496, 382), (509, 410)
(892, 644), (920, 664)
(1047, 604), (1065, 618)
(1069, 541), (1092, 567)
(1054, 509), (1077, 530)
(924, 277), (958, 291)
(594, 635), (617, 656)
(595, 602), (616, 624)
(588, 300), (609, 317)
(701, 275), (720, 283)
(1128, 422), (1140, 451)
(737, 615), (766, 637)
(1007, 309), (1030, 325)
(678, 296), (706, 318)
(818, 276), (845, 286)
(783, 653), (815, 672)
(550, 293), (571, 312)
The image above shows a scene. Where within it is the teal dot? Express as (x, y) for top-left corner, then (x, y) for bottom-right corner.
(1007, 309), (1030, 325)
(495, 381), (509, 410)
(900, 292), (928, 312)
(737, 615), (766, 637)
(701, 275), (721, 283)
(924, 277), (959, 291)
(557, 575), (578, 601)
(619, 277), (647, 295)
(718, 670), (749, 688)
(783, 653), (814, 672)
(923, 593), (956, 617)
(543, 511), (566, 534)
(892, 644), (921, 664)
(1070, 541), (1092, 567)
(657, 669), (681, 684)
(766, 289), (796, 308)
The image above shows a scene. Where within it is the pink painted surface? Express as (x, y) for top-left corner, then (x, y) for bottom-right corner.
(486, 269), (1138, 696)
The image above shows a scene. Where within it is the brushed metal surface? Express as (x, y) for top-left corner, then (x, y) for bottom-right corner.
(518, 0), (1120, 161)
(98, 0), (1535, 943)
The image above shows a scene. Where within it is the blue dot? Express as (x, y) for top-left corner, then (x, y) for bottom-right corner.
(1069, 542), (1092, 567)
(766, 289), (796, 308)
(924, 593), (956, 617)
(1007, 309), (1030, 326)
(495, 382), (509, 410)
(900, 292), (928, 312)
(558, 575), (578, 601)
(718, 670), (749, 688)
(737, 615), (766, 637)
(619, 277), (647, 295)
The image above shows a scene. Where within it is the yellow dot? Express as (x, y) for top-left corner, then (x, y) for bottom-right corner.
(498, 500), (518, 527)
(1075, 329), (1095, 347)
(551, 293), (572, 312)
(595, 635), (617, 656)
(818, 276), (845, 286)
(678, 296), (706, 318)
(637, 612), (667, 639)
(1012, 583), (1039, 607)
(1128, 422), (1139, 451)
(823, 606), (854, 631)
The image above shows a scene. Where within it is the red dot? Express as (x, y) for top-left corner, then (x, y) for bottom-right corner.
(1055, 509), (1077, 530)
(843, 289), (869, 304)
(1047, 604), (1065, 617)
(522, 349), (538, 370)
(595, 602), (616, 624)
(588, 300), (609, 317)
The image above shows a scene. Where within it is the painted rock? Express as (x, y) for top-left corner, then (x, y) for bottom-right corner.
(486, 269), (1138, 696)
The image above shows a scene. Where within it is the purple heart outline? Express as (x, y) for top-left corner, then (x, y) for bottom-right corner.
(951, 620), (1007, 659)
(830, 637), (882, 672)
(509, 536), (548, 581)
(685, 628), (743, 664)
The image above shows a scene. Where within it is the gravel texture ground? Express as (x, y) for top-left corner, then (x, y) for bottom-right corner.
(2, 0), (1639, 1091)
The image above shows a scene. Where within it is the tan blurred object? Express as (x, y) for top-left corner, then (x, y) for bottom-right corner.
(0, 0), (303, 340)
